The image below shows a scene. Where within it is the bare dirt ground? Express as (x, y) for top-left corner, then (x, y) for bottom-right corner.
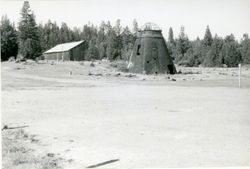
(2, 60), (250, 168)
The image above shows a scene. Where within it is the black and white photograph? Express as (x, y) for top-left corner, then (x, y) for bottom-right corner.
(1, 0), (250, 168)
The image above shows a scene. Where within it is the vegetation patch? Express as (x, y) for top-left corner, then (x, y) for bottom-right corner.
(2, 129), (64, 169)
(110, 60), (128, 72)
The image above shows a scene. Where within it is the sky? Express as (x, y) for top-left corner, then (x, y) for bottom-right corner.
(0, 0), (250, 40)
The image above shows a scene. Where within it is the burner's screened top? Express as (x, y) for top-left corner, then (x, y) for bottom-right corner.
(141, 22), (161, 31)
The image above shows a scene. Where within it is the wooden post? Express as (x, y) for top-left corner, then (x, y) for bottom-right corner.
(239, 63), (241, 88)
(62, 46), (64, 61)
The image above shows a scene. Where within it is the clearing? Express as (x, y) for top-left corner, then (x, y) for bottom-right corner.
(1, 60), (250, 168)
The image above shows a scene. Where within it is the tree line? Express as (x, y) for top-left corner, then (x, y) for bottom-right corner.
(167, 26), (250, 67)
(1, 1), (250, 67)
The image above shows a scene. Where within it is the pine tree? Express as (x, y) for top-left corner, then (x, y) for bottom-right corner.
(60, 22), (70, 43)
(114, 19), (122, 59)
(98, 21), (106, 42)
(18, 1), (41, 59)
(72, 27), (81, 41)
(203, 25), (213, 47)
(167, 27), (175, 60)
(200, 26), (213, 65)
(175, 26), (191, 64)
(183, 38), (202, 67)
(121, 26), (134, 60)
(105, 21), (117, 60)
(168, 27), (174, 44)
(221, 34), (241, 67)
(97, 21), (107, 59)
(204, 35), (223, 67)
(192, 37), (202, 66)
(50, 22), (60, 47)
(86, 39), (99, 60)
(0, 15), (18, 61)
(240, 34), (250, 64)
(132, 19), (138, 35)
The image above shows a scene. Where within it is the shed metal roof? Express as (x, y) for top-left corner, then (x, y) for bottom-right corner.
(44, 40), (84, 54)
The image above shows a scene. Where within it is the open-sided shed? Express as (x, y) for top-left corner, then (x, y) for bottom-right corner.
(43, 40), (87, 61)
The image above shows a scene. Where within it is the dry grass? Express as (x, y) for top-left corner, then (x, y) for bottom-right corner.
(2, 61), (250, 90)
(2, 129), (64, 169)
(110, 60), (128, 72)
